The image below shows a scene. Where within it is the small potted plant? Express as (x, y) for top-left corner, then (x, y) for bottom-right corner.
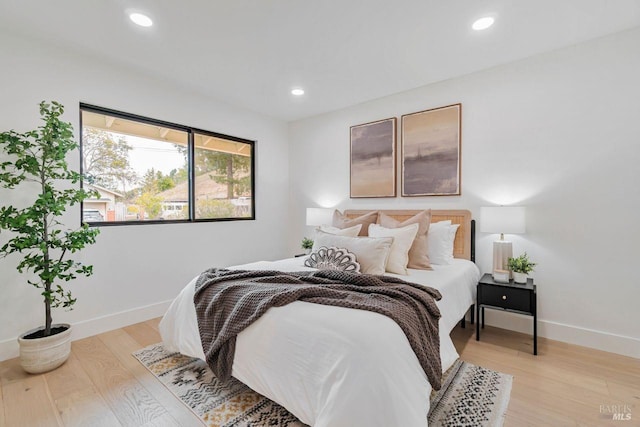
(0, 101), (99, 373)
(301, 237), (314, 254)
(508, 252), (536, 284)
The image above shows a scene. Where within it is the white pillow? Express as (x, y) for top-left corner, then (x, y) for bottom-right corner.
(312, 231), (392, 275)
(427, 221), (459, 265)
(318, 224), (362, 237)
(368, 223), (419, 275)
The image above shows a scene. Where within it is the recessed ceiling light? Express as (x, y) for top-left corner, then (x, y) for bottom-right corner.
(472, 16), (494, 31)
(130, 12), (153, 27)
(291, 88), (305, 96)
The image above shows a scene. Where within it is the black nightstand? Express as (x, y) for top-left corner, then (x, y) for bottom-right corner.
(476, 273), (537, 355)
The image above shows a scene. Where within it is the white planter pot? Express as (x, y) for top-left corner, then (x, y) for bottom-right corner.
(18, 323), (71, 374)
(513, 272), (528, 284)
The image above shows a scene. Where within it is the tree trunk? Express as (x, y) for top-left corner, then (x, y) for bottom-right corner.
(226, 156), (234, 199)
(41, 156), (52, 337)
(44, 286), (52, 336)
(42, 225), (52, 336)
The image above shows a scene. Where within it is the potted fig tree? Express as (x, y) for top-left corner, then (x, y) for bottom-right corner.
(0, 101), (99, 373)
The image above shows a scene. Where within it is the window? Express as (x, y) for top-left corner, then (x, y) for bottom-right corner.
(79, 104), (255, 225)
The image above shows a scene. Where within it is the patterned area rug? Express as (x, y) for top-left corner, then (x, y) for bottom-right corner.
(133, 343), (512, 427)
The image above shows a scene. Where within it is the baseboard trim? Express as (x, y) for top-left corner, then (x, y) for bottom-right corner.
(0, 299), (173, 362)
(477, 310), (640, 359)
(4, 302), (637, 362)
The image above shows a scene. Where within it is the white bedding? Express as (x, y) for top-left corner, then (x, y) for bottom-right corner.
(160, 257), (479, 427)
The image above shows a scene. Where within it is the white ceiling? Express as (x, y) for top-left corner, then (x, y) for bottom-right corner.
(2, 1), (640, 121)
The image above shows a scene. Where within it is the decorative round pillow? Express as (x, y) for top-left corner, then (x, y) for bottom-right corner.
(304, 246), (361, 272)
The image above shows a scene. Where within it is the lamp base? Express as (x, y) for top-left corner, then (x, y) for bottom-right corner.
(493, 269), (511, 283)
(492, 240), (513, 280)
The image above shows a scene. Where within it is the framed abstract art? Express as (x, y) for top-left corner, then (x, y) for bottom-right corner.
(350, 117), (396, 198)
(401, 104), (461, 196)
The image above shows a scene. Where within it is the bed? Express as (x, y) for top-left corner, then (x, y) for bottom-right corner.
(160, 209), (480, 427)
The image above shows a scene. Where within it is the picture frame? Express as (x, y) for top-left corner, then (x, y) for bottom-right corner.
(401, 103), (461, 196)
(350, 117), (397, 198)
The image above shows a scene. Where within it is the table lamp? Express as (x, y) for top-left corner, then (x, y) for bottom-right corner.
(306, 208), (333, 227)
(480, 207), (526, 281)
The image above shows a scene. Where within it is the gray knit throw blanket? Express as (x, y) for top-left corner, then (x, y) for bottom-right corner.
(194, 268), (443, 390)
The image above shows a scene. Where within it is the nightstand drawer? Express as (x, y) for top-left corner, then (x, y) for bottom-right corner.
(477, 273), (537, 355)
(480, 285), (531, 312)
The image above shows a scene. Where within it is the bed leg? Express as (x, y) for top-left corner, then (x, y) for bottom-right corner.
(460, 305), (475, 329)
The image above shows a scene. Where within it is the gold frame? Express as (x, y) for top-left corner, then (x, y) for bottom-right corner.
(350, 117), (397, 198)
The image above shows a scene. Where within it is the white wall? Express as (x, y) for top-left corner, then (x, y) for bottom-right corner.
(289, 28), (640, 357)
(0, 33), (290, 360)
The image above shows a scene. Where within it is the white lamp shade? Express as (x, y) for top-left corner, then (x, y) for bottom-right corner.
(306, 208), (333, 226)
(480, 207), (526, 234)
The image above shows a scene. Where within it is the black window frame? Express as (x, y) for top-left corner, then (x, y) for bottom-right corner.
(79, 103), (256, 227)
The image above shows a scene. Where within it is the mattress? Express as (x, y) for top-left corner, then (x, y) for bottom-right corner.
(160, 257), (479, 427)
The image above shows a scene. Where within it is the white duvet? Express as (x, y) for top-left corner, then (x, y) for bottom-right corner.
(160, 257), (479, 427)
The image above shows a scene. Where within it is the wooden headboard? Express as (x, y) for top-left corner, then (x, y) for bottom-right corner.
(344, 209), (474, 261)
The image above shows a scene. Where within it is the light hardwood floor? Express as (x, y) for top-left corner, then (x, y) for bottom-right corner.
(1, 319), (638, 426)
(451, 326), (639, 426)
